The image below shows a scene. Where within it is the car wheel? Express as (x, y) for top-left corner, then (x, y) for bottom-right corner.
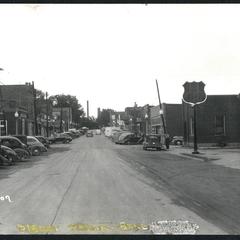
(4, 155), (13, 165)
(15, 150), (24, 161)
(176, 140), (182, 145)
(8, 156), (14, 165)
(23, 151), (30, 159)
(33, 148), (41, 156)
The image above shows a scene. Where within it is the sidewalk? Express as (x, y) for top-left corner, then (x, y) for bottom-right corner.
(167, 145), (240, 170)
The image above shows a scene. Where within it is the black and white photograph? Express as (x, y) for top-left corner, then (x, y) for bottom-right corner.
(0, 3), (240, 235)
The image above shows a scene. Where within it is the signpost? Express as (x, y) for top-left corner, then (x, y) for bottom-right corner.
(183, 81), (207, 154)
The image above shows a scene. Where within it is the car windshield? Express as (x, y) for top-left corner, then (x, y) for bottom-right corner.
(148, 136), (159, 140)
(27, 137), (38, 143)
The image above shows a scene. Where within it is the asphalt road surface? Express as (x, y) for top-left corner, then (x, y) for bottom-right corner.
(0, 134), (239, 234)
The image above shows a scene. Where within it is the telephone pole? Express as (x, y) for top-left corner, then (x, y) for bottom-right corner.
(155, 79), (166, 134)
(32, 81), (38, 135)
(46, 92), (49, 137)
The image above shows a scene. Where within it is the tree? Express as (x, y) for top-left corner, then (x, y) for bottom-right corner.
(36, 89), (47, 116)
(80, 117), (99, 129)
(49, 94), (84, 126)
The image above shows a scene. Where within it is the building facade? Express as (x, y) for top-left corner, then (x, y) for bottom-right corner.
(124, 103), (144, 135)
(183, 95), (240, 146)
(150, 103), (183, 137)
(0, 83), (35, 136)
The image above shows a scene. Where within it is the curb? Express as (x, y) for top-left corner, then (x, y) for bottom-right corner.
(180, 153), (220, 162)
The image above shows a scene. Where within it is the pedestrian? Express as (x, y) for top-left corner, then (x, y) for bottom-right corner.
(165, 134), (170, 150)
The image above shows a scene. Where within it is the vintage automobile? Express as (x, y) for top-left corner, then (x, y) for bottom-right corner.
(119, 134), (144, 145)
(115, 132), (132, 144)
(0, 136), (30, 160)
(0, 145), (18, 165)
(86, 131), (94, 137)
(35, 136), (50, 148)
(171, 136), (184, 145)
(63, 131), (78, 139)
(27, 136), (48, 156)
(143, 134), (164, 151)
(69, 129), (81, 138)
(48, 133), (72, 144)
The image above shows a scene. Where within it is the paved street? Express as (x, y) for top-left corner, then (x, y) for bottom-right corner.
(0, 135), (239, 234)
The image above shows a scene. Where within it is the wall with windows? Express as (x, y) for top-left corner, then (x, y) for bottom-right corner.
(183, 95), (240, 146)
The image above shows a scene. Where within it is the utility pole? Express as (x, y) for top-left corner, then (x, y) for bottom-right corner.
(32, 81), (38, 135)
(192, 104), (199, 154)
(60, 105), (63, 133)
(46, 92), (49, 137)
(155, 79), (166, 134)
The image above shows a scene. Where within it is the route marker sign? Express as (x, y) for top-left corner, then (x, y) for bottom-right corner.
(183, 81), (207, 105)
(182, 81), (207, 154)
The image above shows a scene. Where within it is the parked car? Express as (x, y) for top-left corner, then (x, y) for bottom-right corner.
(35, 136), (50, 148)
(48, 133), (72, 144)
(143, 134), (163, 151)
(171, 136), (184, 145)
(118, 133), (144, 145)
(113, 131), (130, 143)
(0, 145), (18, 165)
(27, 136), (47, 156)
(63, 131), (78, 139)
(125, 135), (144, 145)
(115, 132), (132, 144)
(0, 136), (30, 160)
(13, 135), (28, 145)
(69, 129), (81, 138)
(86, 131), (94, 137)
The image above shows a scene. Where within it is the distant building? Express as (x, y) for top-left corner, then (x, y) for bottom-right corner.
(0, 83), (35, 136)
(52, 107), (72, 132)
(183, 95), (240, 147)
(150, 103), (183, 137)
(109, 110), (126, 129)
(125, 103), (144, 134)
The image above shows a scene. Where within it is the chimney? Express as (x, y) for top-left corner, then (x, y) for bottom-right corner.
(87, 100), (89, 118)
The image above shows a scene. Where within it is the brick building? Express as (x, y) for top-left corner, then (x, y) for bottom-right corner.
(0, 83), (35, 136)
(124, 103), (144, 134)
(183, 95), (240, 146)
(150, 103), (184, 137)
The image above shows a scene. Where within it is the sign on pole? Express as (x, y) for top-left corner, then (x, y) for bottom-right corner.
(183, 81), (207, 154)
(183, 81), (207, 105)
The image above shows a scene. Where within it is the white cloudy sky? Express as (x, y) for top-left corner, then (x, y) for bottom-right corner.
(0, 4), (240, 117)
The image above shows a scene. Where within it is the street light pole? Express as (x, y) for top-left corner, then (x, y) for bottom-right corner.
(14, 111), (19, 135)
(46, 92), (49, 137)
(145, 113), (148, 135)
(60, 106), (63, 132)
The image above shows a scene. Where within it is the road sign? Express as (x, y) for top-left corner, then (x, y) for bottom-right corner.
(182, 81), (207, 155)
(183, 81), (207, 105)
